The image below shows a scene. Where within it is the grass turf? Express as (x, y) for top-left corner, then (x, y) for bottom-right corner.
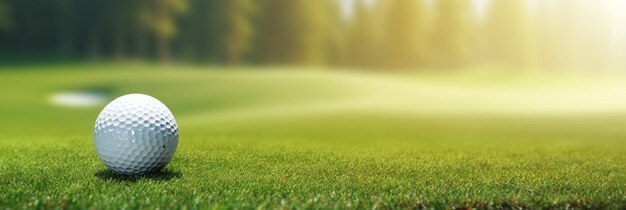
(1, 63), (626, 209)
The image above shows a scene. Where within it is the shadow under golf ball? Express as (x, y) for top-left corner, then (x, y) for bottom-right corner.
(94, 168), (182, 182)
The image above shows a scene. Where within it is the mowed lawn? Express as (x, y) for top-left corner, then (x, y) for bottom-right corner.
(1, 63), (626, 209)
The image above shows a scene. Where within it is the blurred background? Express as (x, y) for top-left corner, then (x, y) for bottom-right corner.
(0, 0), (624, 71)
(3, 0), (626, 143)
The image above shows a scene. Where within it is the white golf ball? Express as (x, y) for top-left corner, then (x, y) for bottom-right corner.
(94, 93), (178, 175)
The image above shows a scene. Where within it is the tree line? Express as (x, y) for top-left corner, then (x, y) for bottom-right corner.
(0, 0), (624, 70)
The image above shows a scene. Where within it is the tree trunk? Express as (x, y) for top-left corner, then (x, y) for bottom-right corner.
(114, 28), (126, 60)
(88, 31), (100, 60)
(225, 0), (238, 65)
(157, 34), (170, 64)
(156, 0), (170, 64)
(134, 16), (146, 60)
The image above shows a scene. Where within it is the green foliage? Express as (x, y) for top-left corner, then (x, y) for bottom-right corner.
(150, 0), (188, 62)
(0, 0), (12, 31)
(224, 0), (255, 64)
(0, 1), (625, 70)
(177, 0), (224, 62)
(257, 0), (334, 65)
(150, 0), (187, 38)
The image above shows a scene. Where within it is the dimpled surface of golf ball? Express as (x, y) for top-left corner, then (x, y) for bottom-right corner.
(94, 93), (178, 175)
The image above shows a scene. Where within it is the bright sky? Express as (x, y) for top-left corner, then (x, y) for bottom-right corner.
(338, 0), (495, 20)
(338, 0), (375, 20)
(338, 0), (626, 26)
(337, 0), (352, 19)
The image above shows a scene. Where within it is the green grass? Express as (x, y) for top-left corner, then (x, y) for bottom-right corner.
(1, 63), (626, 209)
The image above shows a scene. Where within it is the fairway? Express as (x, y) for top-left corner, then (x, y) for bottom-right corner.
(1, 64), (626, 209)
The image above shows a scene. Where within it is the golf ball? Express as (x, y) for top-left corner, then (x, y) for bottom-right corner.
(94, 93), (178, 175)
